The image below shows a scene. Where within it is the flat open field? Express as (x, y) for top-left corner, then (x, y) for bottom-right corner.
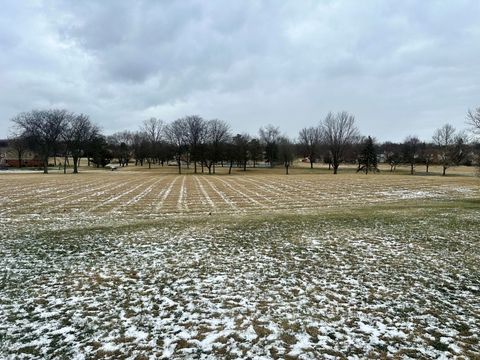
(1, 168), (479, 359)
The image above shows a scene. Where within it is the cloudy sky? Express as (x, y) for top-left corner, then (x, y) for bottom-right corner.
(1, 0), (479, 141)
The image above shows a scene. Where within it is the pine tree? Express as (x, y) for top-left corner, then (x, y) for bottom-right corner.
(357, 136), (378, 174)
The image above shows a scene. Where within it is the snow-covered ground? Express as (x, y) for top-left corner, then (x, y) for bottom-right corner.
(0, 173), (479, 358)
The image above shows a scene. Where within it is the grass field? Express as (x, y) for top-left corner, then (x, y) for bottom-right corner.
(1, 166), (479, 359)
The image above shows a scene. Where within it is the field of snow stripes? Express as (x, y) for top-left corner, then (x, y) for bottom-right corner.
(0, 172), (479, 359)
(1, 172), (478, 228)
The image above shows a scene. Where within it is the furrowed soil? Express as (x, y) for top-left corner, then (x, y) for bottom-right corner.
(1, 168), (479, 359)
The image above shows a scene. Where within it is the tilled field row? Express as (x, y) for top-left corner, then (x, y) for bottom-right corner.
(1, 173), (478, 220)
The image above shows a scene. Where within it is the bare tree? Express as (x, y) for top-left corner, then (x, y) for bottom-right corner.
(12, 109), (69, 173)
(466, 110), (480, 171)
(402, 136), (420, 175)
(259, 125), (280, 167)
(131, 131), (150, 166)
(418, 142), (435, 173)
(63, 114), (99, 174)
(433, 124), (456, 176)
(232, 133), (251, 171)
(321, 111), (360, 174)
(278, 136), (295, 175)
(141, 118), (164, 144)
(248, 138), (263, 168)
(7, 136), (28, 168)
(381, 141), (401, 172)
(184, 115), (207, 173)
(205, 119), (230, 174)
(141, 118), (164, 168)
(467, 107), (480, 134)
(108, 131), (133, 166)
(298, 126), (321, 169)
(224, 139), (236, 175)
(164, 119), (188, 174)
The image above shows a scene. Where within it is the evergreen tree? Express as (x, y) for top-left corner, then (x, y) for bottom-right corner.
(357, 136), (378, 174)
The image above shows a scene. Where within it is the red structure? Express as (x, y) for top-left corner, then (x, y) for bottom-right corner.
(5, 159), (43, 168)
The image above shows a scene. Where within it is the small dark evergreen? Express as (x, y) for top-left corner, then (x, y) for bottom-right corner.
(357, 136), (378, 174)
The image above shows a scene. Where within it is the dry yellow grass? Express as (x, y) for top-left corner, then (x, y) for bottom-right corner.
(1, 168), (478, 232)
(1, 166), (479, 358)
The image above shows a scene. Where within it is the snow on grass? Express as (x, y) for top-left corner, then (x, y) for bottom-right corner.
(114, 176), (165, 210)
(177, 175), (188, 211)
(193, 175), (216, 209)
(376, 189), (442, 199)
(200, 176), (241, 212)
(1, 172), (479, 358)
(1, 173), (479, 225)
(288, 333), (312, 357)
(88, 177), (155, 213)
(1, 206), (479, 359)
(153, 176), (179, 211)
(214, 176), (270, 209)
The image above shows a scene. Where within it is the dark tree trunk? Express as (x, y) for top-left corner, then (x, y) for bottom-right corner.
(410, 163), (414, 175)
(43, 156), (49, 174)
(73, 155), (79, 174)
(285, 164), (289, 175)
(310, 159), (314, 169)
(442, 166), (446, 176)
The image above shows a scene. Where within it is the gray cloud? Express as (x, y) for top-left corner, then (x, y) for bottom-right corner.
(1, 0), (479, 141)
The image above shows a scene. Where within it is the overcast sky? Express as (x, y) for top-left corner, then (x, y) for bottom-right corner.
(1, 0), (479, 141)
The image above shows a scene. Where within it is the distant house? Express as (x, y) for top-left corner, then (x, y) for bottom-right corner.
(4, 158), (44, 168)
(0, 139), (43, 168)
(377, 153), (386, 163)
(0, 139), (8, 168)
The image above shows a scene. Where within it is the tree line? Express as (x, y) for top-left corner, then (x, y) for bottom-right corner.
(6, 107), (480, 175)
